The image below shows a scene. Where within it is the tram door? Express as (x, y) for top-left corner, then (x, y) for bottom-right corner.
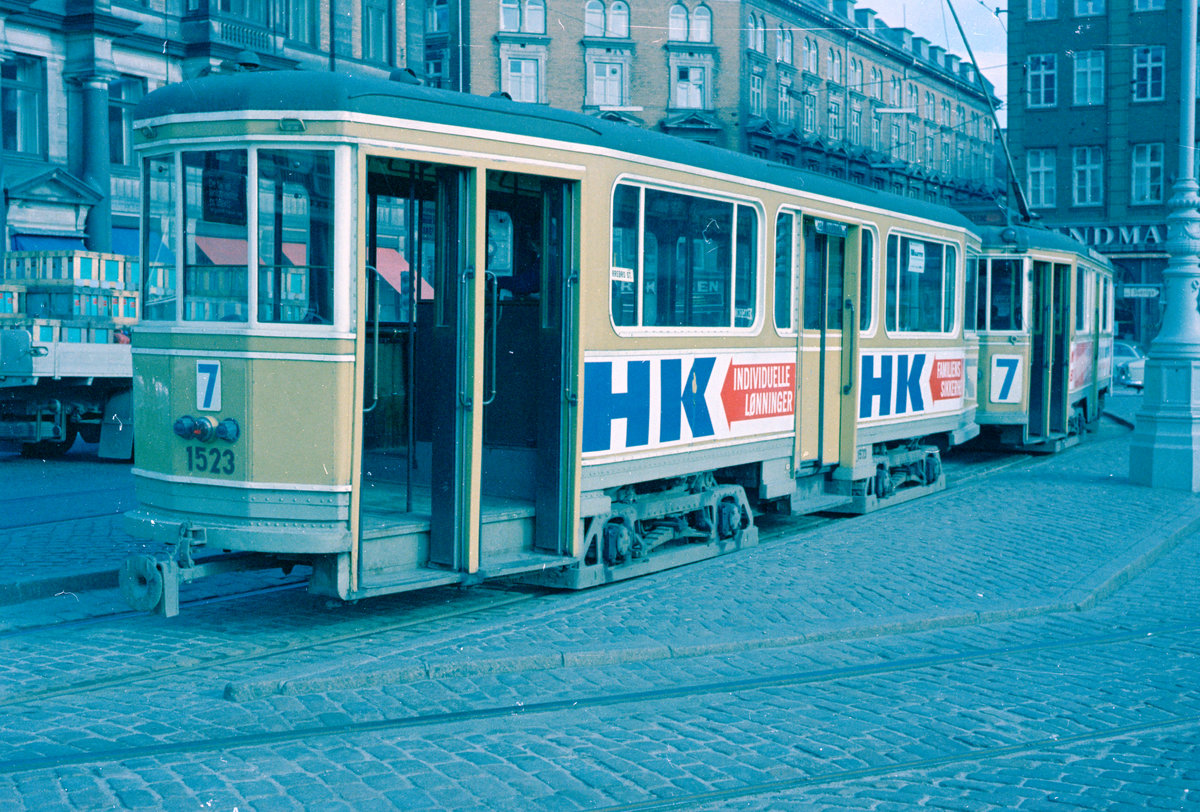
(798, 217), (851, 467)
(361, 157), (474, 571)
(481, 171), (574, 555)
(1029, 260), (1071, 440)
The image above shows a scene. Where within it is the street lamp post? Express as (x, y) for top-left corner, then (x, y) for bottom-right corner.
(1129, 0), (1200, 490)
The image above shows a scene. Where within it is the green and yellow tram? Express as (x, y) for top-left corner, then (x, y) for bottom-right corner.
(123, 70), (999, 613)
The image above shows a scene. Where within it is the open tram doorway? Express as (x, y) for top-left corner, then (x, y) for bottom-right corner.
(355, 158), (575, 593)
(1029, 260), (1070, 442)
(359, 157), (472, 581)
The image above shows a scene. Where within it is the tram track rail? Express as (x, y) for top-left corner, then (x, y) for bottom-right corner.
(1, 619), (1194, 783)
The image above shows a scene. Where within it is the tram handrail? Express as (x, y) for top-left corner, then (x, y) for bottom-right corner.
(363, 264), (380, 413)
(564, 270), (579, 404)
(482, 270), (498, 407)
(842, 296), (856, 396)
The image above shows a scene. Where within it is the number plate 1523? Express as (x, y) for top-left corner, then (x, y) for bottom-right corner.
(186, 446), (236, 475)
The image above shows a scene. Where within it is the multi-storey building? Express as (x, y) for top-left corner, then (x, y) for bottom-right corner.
(0, 0), (422, 260)
(431, 0), (1002, 208)
(1007, 0), (1187, 345)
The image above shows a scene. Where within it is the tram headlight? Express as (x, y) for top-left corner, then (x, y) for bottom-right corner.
(174, 414), (219, 442)
(173, 415), (197, 438)
(215, 418), (240, 442)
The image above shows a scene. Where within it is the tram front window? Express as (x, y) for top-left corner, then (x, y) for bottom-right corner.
(257, 150), (334, 324)
(183, 149), (249, 322)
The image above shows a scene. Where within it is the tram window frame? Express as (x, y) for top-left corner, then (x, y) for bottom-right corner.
(979, 257), (1024, 332)
(884, 233), (958, 336)
(142, 145), (349, 331)
(609, 180), (760, 333)
(773, 211), (795, 332)
(963, 252), (979, 333)
(859, 227), (875, 334)
(256, 149), (335, 326)
(141, 153), (179, 321)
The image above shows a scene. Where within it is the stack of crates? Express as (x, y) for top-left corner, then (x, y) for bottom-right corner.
(0, 251), (139, 344)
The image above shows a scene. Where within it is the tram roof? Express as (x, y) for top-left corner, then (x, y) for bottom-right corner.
(136, 70), (976, 231)
(976, 223), (1112, 267)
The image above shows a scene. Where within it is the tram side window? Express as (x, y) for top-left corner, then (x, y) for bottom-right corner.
(985, 259), (1023, 331)
(1074, 267), (1089, 332)
(183, 150), (248, 322)
(774, 212), (794, 331)
(963, 252), (978, 333)
(610, 182), (758, 329)
(610, 184), (640, 327)
(142, 155), (178, 321)
(257, 150), (334, 324)
(885, 235), (955, 334)
(859, 229), (874, 332)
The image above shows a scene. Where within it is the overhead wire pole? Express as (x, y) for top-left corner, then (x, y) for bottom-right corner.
(1130, 0), (1200, 491)
(944, 0), (1034, 223)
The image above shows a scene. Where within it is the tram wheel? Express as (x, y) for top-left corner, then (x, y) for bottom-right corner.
(119, 554), (164, 612)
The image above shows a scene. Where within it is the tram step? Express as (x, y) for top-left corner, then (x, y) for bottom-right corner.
(789, 491), (854, 515)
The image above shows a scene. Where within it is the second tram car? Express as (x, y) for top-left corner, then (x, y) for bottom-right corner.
(974, 226), (1114, 451)
(119, 71), (1105, 614)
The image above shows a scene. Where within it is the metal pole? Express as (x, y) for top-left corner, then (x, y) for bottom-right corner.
(1129, 0), (1200, 490)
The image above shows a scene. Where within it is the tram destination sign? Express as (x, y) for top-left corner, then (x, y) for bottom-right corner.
(1122, 285), (1160, 299)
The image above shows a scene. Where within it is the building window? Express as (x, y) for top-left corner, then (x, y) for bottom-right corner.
(608, 1), (628, 36)
(591, 62), (624, 106)
(803, 38), (818, 74)
(890, 120), (901, 156)
(1027, 54), (1057, 107)
(925, 91), (935, 120)
(778, 84), (793, 124)
(1131, 142), (1163, 204)
(872, 114), (881, 149)
(940, 99), (950, 126)
(501, 0), (544, 32)
(585, 0), (604, 35)
(1134, 0), (1164, 9)
(108, 76), (145, 166)
(1072, 146), (1103, 206)
(218, 0), (268, 23)
(828, 49), (843, 84)
(426, 58), (446, 88)
(849, 107), (861, 144)
(1026, 148), (1056, 208)
(776, 29), (792, 65)
(803, 94), (816, 132)
(890, 76), (901, 106)
(505, 58), (540, 102)
(850, 59), (862, 91)
(1075, 0), (1103, 14)
(426, 0), (447, 33)
(1029, 0), (1056, 20)
(668, 4), (687, 40)
(749, 14), (765, 52)
(1073, 50), (1104, 105)
(690, 5), (711, 43)
(587, 0), (628, 37)
(749, 74), (764, 116)
(362, 0), (390, 62)
(828, 101), (840, 139)
(287, 0), (319, 43)
(1132, 46), (1165, 101)
(1, 56), (44, 156)
(501, 0), (521, 30)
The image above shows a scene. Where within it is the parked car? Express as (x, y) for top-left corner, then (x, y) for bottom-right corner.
(1114, 342), (1145, 389)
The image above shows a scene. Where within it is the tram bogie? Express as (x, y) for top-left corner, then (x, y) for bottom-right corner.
(120, 71), (1111, 615)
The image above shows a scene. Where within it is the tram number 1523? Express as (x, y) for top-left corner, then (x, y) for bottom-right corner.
(186, 446), (236, 475)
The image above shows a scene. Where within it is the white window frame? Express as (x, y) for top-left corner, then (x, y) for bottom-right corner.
(1029, 0), (1057, 20)
(1027, 54), (1057, 108)
(1131, 142), (1163, 205)
(1075, 0), (1103, 16)
(1073, 50), (1104, 106)
(1027, 148), (1057, 209)
(1072, 146), (1103, 206)
(1132, 46), (1165, 101)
